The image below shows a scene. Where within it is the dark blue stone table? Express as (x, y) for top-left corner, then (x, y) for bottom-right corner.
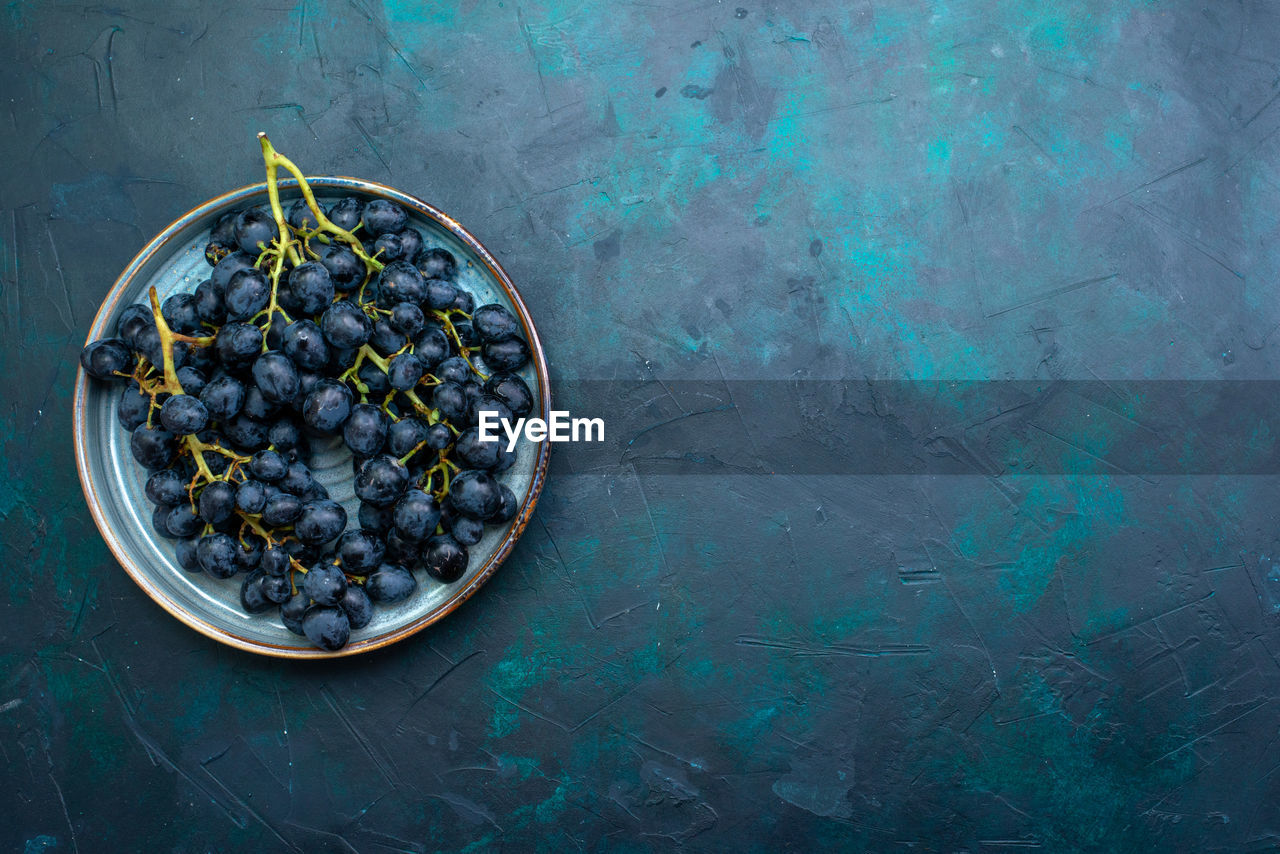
(4, 1), (1280, 849)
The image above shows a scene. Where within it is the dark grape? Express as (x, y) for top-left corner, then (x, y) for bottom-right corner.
(302, 605), (350, 651)
(365, 563), (417, 603)
(423, 535), (468, 583)
(415, 247), (456, 280)
(80, 338), (133, 379)
(361, 200), (407, 236)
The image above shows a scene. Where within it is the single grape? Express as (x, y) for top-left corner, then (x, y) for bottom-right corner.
(336, 529), (386, 573)
(431, 381), (468, 422)
(302, 378), (353, 434)
(224, 269), (271, 321)
(451, 515), (485, 546)
(377, 260), (426, 306)
(343, 404), (388, 457)
(320, 244), (363, 290)
(199, 375), (245, 421)
(280, 591), (310, 635)
(389, 302), (425, 337)
(287, 198), (319, 231)
(159, 394), (209, 435)
(197, 532), (240, 578)
(361, 199), (407, 235)
(249, 449), (288, 482)
(279, 460), (316, 495)
(449, 469), (501, 519)
(222, 414), (269, 451)
(472, 304), (519, 341)
(303, 605), (351, 651)
(287, 262), (335, 315)
(261, 543), (291, 576)
(481, 336), (531, 372)
(261, 492), (304, 526)
(485, 373), (534, 419)
(117, 382), (151, 430)
(211, 250), (256, 291)
(162, 293), (202, 334)
(328, 197), (364, 231)
(240, 570), (275, 613)
(339, 585), (374, 630)
(413, 326), (450, 368)
(365, 563), (417, 603)
(175, 537), (202, 572)
(358, 501), (395, 533)
(252, 351), (301, 404)
(353, 454), (409, 506)
(193, 278), (227, 324)
(423, 277), (458, 311)
(387, 352), (424, 391)
(302, 562), (348, 605)
(423, 535), (469, 583)
(373, 232), (406, 262)
(295, 500), (348, 545)
(236, 479), (269, 514)
(145, 468), (186, 506)
(233, 207), (279, 254)
(392, 489), (441, 543)
(80, 338), (133, 380)
(386, 417), (429, 457)
(175, 366), (208, 398)
(214, 321), (264, 368)
(415, 247), (456, 280)
(198, 480), (237, 524)
(130, 424), (177, 470)
(320, 300), (372, 349)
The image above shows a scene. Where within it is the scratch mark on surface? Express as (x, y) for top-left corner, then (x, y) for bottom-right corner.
(1094, 155), (1207, 208)
(517, 7), (552, 118)
(1129, 202), (1245, 279)
(735, 636), (931, 656)
(351, 117), (391, 175)
(321, 685), (401, 787)
(395, 650), (484, 729)
(1087, 592), (1215, 644)
(985, 273), (1119, 318)
(1147, 699), (1270, 766)
(48, 772), (80, 854)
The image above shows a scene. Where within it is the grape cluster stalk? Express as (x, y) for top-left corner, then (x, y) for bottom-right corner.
(79, 133), (535, 651)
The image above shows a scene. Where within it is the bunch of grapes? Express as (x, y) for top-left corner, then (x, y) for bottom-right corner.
(78, 134), (535, 652)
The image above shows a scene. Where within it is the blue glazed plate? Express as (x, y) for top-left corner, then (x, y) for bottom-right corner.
(73, 177), (551, 658)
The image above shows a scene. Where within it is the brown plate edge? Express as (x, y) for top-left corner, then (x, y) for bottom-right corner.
(72, 177), (552, 660)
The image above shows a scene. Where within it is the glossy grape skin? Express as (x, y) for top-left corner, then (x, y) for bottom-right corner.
(287, 198), (319, 230)
(358, 501), (395, 534)
(222, 414), (269, 451)
(389, 302), (425, 337)
(214, 321), (264, 368)
(303, 562), (348, 606)
(251, 351), (301, 405)
(117, 382), (151, 430)
(143, 470), (184, 508)
(279, 461), (316, 496)
(198, 480), (237, 524)
(451, 515), (485, 546)
(485, 373), (534, 419)
(303, 605), (351, 651)
(175, 537), (201, 572)
(302, 378), (353, 434)
(365, 563), (417, 603)
(377, 260), (426, 306)
(392, 489), (442, 543)
(413, 326), (450, 368)
(280, 592), (310, 635)
(320, 244), (364, 290)
(241, 384), (279, 421)
(320, 300), (372, 349)
(198, 375), (245, 421)
(451, 289), (475, 314)
(268, 417), (303, 451)
(116, 303), (154, 346)
(224, 269), (271, 321)
(193, 278), (227, 324)
(372, 232), (406, 262)
(328, 197), (364, 231)
(386, 417), (429, 458)
(235, 479), (269, 514)
(240, 570), (275, 613)
(431, 381), (468, 423)
(80, 338), (133, 380)
(247, 449), (287, 482)
(361, 199), (408, 236)
(343, 404), (388, 457)
(233, 207), (279, 254)
(282, 319), (330, 372)
(336, 529), (385, 573)
(162, 292), (202, 334)
(287, 261), (335, 315)
(295, 500), (348, 545)
(481, 336), (531, 372)
(386, 352), (423, 391)
(423, 535), (469, 583)
(449, 470), (501, 519)
(340, 585), (374, 630)
(357, 361), (391, 396)
(261, 492), (304, 526)
(354, 454), (410, 507)
(175, 366), (208, 398)
(261, 572), (293, 605)
(422, 277), (457, 311)
(159, 394), (209, 435)
(369, 319), (407, 357)
(131, 424), (177, 470)
(454, 426), (503, 470)
(261, 543), (291, 576)
(211, 250), (257, 291)
(415, 247), (456, 280)
(197, 532), (241, 579)
(472, 304), (520, 342)
(453, 321), (480, 349)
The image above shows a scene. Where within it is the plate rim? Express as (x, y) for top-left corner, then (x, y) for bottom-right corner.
(72, 176), (552, 659)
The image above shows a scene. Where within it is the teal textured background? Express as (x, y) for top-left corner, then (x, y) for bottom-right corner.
(4, 0), (1280, 850)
